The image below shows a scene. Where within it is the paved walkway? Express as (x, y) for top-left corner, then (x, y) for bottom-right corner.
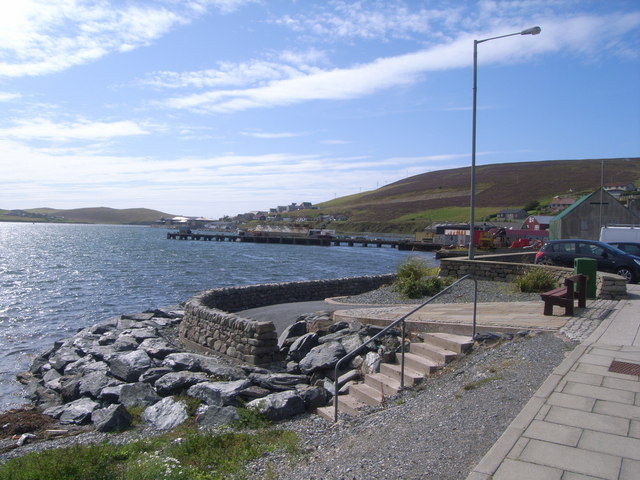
(466, 284), (640, 480)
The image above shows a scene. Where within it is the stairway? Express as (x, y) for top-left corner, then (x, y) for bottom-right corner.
(316, 332), (474, 421)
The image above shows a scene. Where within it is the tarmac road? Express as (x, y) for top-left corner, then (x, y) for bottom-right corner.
(238, 300), (379, 335)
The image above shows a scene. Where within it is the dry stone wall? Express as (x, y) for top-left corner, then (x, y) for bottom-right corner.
(439, 255), (627, 299)
(179, 275), (396, 365)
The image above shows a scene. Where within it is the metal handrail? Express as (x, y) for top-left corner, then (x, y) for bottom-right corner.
(333, 274), (478, 422)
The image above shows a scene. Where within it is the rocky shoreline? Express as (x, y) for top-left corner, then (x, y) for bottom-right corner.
(1, 280), (608, 479)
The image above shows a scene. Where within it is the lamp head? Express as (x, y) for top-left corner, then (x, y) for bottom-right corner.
(521, 26), (542, 35)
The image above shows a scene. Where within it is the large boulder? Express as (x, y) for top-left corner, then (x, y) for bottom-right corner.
(78, 370), (117, 398)
(298, 342), (346, 374)
(138, 338), (179, 359)
(141, 397), (188, 430)
(295, 385), (330, 410)
(109, 350), (153, 382)
(44, 397), (99, 425)
(286, 333), (319, 362)
(162, 353), (245, 379)
(197, 405), (239, 430)
(119, 382), (161, 408)
(92, 404), (132, 432)
(277, 321), (308, 350)
(248, 373), (309, 392)
(154, 371), (209, 396)
(187, 379), (251, 406)
(48, 347), (81, 372)
(246, 391), (305, 421)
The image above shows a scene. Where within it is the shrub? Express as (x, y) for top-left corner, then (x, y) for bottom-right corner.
(515, 268), (557, 293)
(393, 256), (451, 298)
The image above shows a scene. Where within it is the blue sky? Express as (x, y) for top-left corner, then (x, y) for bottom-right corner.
(1, 0), (639, 219)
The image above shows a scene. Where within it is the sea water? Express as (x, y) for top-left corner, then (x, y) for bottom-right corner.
(0, 222), (436, 411)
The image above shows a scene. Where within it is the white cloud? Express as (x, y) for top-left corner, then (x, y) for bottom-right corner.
(0, 118), (149, 141)
(241, 130), (309, 139)
(160, 11), (640, 114)
(0, 0), (219, 77)
(0, 92), (21, 102)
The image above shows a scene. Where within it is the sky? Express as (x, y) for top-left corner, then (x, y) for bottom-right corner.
(0, 0), (639, 219)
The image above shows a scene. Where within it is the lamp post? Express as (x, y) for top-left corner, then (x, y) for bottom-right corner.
(469, 26), (541, 259)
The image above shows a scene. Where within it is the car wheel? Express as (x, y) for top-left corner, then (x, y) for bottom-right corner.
(537, 257), (554, 266)
(615, 267), (635, 283)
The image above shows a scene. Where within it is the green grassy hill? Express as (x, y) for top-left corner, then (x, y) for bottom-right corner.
(0, 207), (174, 225)
(315, 157), (640, 233)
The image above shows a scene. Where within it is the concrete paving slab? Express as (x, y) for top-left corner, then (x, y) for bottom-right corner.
(565, 370), (605, 386)
(547, 391), (596, 411)
(562, 381), (636, 404)
(631, 420), (640, 439)
(518, 439), (621, 480)
(562, 472), (608, 480)
(620, 458), (640, 480)
(578, 430), (640, 461)
(523, 419), (582, 447)
(545, 405), (629, 435)
(493, 458), (563, 480)
(593, 399), (640, 419)
(602, 377), (640, 393)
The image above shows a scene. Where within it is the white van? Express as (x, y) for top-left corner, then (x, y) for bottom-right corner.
(599, 225), (640, 243)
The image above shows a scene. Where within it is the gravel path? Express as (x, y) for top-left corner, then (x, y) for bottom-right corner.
(245, 332), (572, 480)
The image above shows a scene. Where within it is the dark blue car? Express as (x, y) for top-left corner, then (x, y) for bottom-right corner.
(535, 239), (640, 283)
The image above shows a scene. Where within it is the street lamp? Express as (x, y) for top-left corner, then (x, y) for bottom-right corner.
(469, 26), (541, 259)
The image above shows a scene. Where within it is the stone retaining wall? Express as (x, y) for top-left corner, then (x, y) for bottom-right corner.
(179, 274), (396, 365)
(440, 255), (627, 299)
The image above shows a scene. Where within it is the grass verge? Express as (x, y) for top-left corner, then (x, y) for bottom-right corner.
(0, 423), (299, 480)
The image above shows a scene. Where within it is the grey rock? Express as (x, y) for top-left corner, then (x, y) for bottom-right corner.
(71, 334), (101, 355)
(87, 317), (119, 335)
(197, 405), (239, 430)
(295, 384), (330, 410)
(187, 379), (251, 406)
(16, 433), (36, 446)
(78, 370), (116, 398)
(277, 321), (308, 350)
(119, 382), (161, 407)
(154, 371), (209, 396)
(45, 397), (99, 425)
(28, 355), (49, 375)
(246, 390), (305, 421)
(138, 338), (179, 359)
(42, 369), (62, 391)
(162, 352), (245, 379)
(59, 376), (82, 402)
(339, 333), (365, 354)
(109, 350), (152, 382)
(328, 321), (350, 333)
(298, 342), (346, 374)
(138, 367), (173, 385)
(337, 369), (360, 388)
(318, 330), (349, 344)
(238, 385), (271, 400)
(141, 397), (188, 430)
(112, 335), (139, 352)
(63, 357), (108, 377)
(98, 331), (119, 345)
(287, 333), (319, 362)
(122, 312), (155, 322)
(99, 384), (124, 403)
(92, 404), (132, 432)
(49, 347), (81, 372)
(286, 361), (301, 374)
(362, 351), (381, 375)
(248, 372), (309, 391)
(124, 327), (158, 342)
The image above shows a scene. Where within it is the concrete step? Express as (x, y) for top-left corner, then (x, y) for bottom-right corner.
(400, 351), (440, 375)
(380, 362), (423, 386)
(317, 394), (366, 420)
(350, 382), (386, 407)
(423, 332), (474, 354)
(410, 342), (458, 364)
(365, 372), (401, 396)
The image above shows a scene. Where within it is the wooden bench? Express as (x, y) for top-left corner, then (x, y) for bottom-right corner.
(541, 274), (587, 316)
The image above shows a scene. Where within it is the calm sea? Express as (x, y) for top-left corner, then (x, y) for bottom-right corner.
(0, 222), (435, 411)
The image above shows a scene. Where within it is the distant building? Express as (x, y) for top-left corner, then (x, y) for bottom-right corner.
(603, 182), (635, 198)
(521, 215), (554, 231)
(549, 189), (640, 240)
(549, 196), (576, 212)
(496, 209), (528, 222)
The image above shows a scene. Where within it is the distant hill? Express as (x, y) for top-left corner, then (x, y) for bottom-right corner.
(317, 157), (640, 233)
(0, 207), (175, 225)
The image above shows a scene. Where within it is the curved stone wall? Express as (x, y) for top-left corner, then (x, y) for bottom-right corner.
(179, 274), (396, 365)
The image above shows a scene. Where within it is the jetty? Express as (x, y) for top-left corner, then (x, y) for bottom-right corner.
(166, 231), (441, 250)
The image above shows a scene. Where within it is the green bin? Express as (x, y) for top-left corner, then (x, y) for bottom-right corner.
(574, 257), (597, 299)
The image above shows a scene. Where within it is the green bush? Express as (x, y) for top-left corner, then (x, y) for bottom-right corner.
(393, 256), (451, 298)
(515, 268), (557, 293)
